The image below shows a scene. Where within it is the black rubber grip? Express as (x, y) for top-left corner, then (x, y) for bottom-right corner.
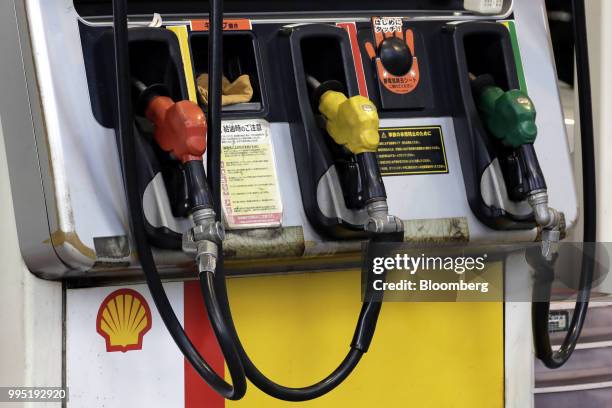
(356, 152), (387, 203)
(184, 160), (214, 212)
(519, 144), (547, 194)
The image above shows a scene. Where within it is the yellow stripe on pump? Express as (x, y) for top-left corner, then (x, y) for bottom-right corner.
(319, 91), (380, 154)
(167, 25), (199, 103)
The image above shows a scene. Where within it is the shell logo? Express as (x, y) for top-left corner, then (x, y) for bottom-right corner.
(96, 289), (152, 353)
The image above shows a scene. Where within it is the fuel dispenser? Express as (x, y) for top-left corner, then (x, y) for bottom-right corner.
(446, 13), (596, 368)
(0, 0), (597, 406)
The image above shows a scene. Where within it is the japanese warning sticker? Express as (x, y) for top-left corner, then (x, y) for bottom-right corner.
(220, 119), (283, 229)
(376, 126), (449, 176)
(372, 17), (403, 33)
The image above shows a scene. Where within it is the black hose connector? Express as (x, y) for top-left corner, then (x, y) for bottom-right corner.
(519, 144), (547, 194)
(357, 152), (388, 203)
(184, 160), (214, 212)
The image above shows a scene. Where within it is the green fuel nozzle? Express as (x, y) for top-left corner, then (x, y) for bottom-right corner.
(472, 74), (547, 195)
(472, 74), (564, 259)
(471, 74), (538, 148)
(477, 86), (538, 148)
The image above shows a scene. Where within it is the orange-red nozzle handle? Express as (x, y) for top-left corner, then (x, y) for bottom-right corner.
(145, 96), (207, 163)
(144, 95), (213, 212)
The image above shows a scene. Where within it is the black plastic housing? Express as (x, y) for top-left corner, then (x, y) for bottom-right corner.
(284, 24), (369, 239)
(189, 31), (267, 116)
(80, 25), (190, 248)
(446, 21), (536, 230)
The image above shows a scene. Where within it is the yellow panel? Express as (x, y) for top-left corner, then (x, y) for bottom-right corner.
(167, 26), (198, 103)
(226, 268), (503, 407)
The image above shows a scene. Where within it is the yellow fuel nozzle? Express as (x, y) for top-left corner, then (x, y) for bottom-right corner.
(318, 90), (380, 154)
(314, 85), (402, 236)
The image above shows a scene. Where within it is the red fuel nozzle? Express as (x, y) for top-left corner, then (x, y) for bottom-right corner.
(145, 96), (207, 163)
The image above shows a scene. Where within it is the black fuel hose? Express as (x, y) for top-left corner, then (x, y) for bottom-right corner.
(200, 0), (388, 400)
(208, 252), (384, 401)
(532, 0), (596, 369)
(111, 0), (246, 399)
(210, 251), (384, 401)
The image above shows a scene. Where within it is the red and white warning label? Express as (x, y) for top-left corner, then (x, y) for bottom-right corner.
(220, 119), (283, 229)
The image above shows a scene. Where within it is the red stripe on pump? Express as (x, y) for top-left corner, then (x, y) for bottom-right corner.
(184, 281), (225, 408)
(337, 22), (369, 98)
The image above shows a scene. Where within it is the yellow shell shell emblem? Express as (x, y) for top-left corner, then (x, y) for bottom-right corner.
(96, 289), (152, 352)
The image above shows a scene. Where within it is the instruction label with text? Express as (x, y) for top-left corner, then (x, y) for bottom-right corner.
(376, 126), (449, 176)
(221, 119), (282, 229)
